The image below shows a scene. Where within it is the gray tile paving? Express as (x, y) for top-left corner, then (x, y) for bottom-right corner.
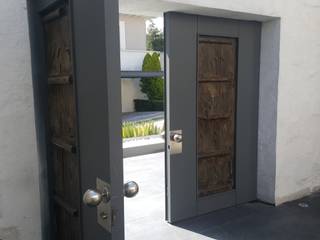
(124, 152), (320, 240)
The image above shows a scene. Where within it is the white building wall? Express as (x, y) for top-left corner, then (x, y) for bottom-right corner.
(274, 0), (320, 204)
(121, 79), (147, 113)
(119, 14), (147, 51)
(0, 0), (41, 240)
(119, 14), (151, 113)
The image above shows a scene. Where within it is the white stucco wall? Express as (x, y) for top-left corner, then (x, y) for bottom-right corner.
(121, 79), (147, 113)
(274, 0), (320, 204)
(119, 14), (148, 51)
(0, 1), (41, 240)
(120, 0), (320, 204)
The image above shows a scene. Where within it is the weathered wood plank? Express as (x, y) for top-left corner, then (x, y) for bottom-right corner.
(198, 37), (236, 82)
(54, 195), (78, 217)
(48, 75), (72, 85)
(44, 6), (82, 239)
(197, 37), (237, 197)
(198, 154), (234, 197)
(198, 82), (235, 119)
(52, 136), (76, 153)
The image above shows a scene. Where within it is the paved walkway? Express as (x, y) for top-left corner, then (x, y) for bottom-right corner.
(124, 152), (320, 240)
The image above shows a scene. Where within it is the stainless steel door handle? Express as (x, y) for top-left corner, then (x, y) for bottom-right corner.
(82, 178), (112, 232)
(124, 181), (139, 198)
(83, 186), (111, 207)
(169, 130), (183, 154)
(83, 180), (139, 207)
(171, 133), (182, 143)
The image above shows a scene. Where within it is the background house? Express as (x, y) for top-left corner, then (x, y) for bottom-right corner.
(120, 14), (164, 113)
(120, 14), (148, 113)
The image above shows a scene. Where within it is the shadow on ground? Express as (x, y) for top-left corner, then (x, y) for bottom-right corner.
(174, 192), (320, 240)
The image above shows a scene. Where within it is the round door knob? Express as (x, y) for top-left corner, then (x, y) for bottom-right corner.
(83, 189), (103, 207)
(83, 187), (111, 207)
(171, 133), (182, 143)
(124, 181), (139, 198)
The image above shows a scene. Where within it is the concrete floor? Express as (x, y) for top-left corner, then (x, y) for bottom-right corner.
(124, 152), (320, 240)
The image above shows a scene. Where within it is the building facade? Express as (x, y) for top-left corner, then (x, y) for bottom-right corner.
(120, 14), (149, 113)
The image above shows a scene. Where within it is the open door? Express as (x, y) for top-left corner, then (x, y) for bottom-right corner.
(165, 12), (261, 223)
(27, 0), (136, 239)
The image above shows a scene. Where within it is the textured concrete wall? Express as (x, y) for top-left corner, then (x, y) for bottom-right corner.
(0, 0), (41, 240)
(274, 0), (320, 204)
(257, 20), (280, 204)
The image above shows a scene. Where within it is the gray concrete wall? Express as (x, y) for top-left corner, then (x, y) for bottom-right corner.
(0, 0), (41, 240)
(257, 20), (280, 204)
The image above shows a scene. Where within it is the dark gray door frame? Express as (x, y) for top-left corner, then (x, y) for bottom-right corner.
(165, 12), (261, 223)
(27, 1), (56, 239)
(27, 1), (123, 239)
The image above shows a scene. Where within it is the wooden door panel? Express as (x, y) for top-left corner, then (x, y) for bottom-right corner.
(198, 38), (236, 81)
(197, 37), (237, 197)
(55, 207), (81, 240)
(29, 0), (123, 238)
(198, 82), (235, 119)
(48, 85), (76, 138)
(198, 118), (234, 155)
(44, 7), (81, 240)
(45, 14), (72, 77)
(198, 154), (233, 197)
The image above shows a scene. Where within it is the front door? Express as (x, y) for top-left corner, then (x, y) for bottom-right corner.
(28, 0), (131, 239)
(165, 13), (261, 223)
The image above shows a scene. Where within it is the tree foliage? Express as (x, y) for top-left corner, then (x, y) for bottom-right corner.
(146, 20), (164, 52)
(140, 52), (164, 101)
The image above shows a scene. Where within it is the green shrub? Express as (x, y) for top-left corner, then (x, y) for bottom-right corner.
(122, 121), (163, 139)
(134, 99), (164, 112)
(140, 52), (164, 101)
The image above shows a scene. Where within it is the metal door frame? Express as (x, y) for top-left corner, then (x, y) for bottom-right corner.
(165, 12), (261, 223)
(27, 0), (123, 239)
